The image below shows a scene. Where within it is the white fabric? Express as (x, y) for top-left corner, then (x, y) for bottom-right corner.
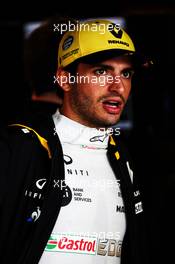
(39, 111), (126, 264)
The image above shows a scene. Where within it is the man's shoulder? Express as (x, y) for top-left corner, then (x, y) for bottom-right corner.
(7, 113), (54, 138)
(0, 113), (56, 155)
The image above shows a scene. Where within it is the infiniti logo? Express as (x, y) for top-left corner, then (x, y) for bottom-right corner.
(64, 155), (73, 165)
(36, 178), (47, 190)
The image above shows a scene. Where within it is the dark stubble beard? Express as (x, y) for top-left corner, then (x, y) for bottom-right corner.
(69, 85), (122, 128)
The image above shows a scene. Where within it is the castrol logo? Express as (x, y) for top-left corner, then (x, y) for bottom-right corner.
(46, 234), (97, 255)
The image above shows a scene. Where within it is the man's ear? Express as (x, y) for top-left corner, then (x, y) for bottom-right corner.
(56, 68), (71, 92)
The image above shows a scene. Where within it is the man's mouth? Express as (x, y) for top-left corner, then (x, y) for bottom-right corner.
(102, 98), (123, 114)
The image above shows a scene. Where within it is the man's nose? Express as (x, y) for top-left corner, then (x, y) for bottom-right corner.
(108, 76), (125, 93)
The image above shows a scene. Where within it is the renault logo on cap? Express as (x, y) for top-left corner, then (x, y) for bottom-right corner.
(109, 23), (123, 39)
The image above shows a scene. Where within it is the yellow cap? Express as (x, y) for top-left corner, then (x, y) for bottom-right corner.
(58, 19), (136, 68)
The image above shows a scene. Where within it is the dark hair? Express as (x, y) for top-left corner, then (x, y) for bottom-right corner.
(24, 14), (77, 97)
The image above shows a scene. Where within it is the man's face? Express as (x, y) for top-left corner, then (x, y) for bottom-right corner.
(61, 55), (134, 128)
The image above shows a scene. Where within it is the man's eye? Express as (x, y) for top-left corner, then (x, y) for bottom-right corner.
(94, 68), (107, 75)
(122, 70), (134, 79)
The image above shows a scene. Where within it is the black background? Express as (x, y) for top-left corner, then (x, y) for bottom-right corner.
(1, 1), (175, 262)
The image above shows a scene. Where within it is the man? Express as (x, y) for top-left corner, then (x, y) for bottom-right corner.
(0, 19), (149, 264)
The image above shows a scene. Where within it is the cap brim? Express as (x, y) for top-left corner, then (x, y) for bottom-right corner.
(68, 49), (154, 69)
